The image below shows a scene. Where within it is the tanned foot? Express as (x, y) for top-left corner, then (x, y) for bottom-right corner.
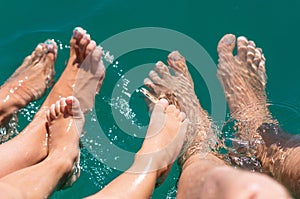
(131, 99), (188, 180)
(46, 96), (84, 189)
(217, 34), (273, 140)
(0, 40), (57, 126)
(144, 51), (216, 167)
(0, 27), (105, 178)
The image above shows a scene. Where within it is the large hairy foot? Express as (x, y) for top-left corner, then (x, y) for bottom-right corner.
(144, 51), (216, 167)
(0, 40), (57, 125)
(217, 34), (274, 140)
(217, 34), (300, 197)
(130, 99), (188, 179)
(46, 96), (84, 189)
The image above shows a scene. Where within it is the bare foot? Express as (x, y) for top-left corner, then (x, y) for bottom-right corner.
(144, 51), (216, 166)
(46, 96), (84, 189)
(40, 27), (105, 113)
(0, 27), (105, 178)
(217, 34), (274, 140)
(0, 40), (57, 125)
(217, 34), (300, 197)
(130, 99), (188, 178)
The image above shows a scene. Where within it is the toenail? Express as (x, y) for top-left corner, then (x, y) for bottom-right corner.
(47, 44), (54, 52)
(156, 61), (164, 66)
(224, 36), (235, 44)
(169, 51), (182, 61)
(37, 44), (43, 49)
(83, 34), (90, 40)
(159, 98), (169, 106)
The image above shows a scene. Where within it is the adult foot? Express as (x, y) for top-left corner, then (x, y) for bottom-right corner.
(46, 96), (84, 189)
(40, 27), (105, 113)
(217, 34), (274, 140)
(144, 51), (216, 167)
(0, 40), (57, 125)
(0, 27), (105, 178)
(131, 99), (188, 178)
(217, 34), (300, 197)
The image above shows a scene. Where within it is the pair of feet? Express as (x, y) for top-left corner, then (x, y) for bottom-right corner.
(0, 27), (105, 186)
(0, 26), (189, 194)
(142, 34), (276, 177)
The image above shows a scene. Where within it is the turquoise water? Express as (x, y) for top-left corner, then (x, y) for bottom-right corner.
(1, 0), (300, 198)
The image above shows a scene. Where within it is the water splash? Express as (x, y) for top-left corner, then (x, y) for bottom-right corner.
(0, 112), (19, 143)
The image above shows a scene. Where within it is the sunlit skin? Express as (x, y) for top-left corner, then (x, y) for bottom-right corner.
(0, 40), (57, 126)
(0, 27), (104, 179)
(145, 50), (290, 199)
(217, 34), (300, 197)
(86, 99), (188, 199)
(0, 96), (84, 198)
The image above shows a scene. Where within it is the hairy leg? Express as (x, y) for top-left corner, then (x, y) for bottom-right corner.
(144, 51), (290, 198)
(177, 155), (290, 199)
(217, 34), (300, 196)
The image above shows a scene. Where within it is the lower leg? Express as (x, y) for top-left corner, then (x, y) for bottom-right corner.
(177, 154), (291, 199)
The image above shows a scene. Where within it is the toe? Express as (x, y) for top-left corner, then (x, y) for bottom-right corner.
(79, 33), (90, 58)
(178, 112), (186, 121)
(70, 27), (86, 57)
(258, 59), (267, 86)
(166, 105), (177, 114)
(253, 48), (262, 67)
(167, 51), (189, 76)
(149, 70), (164, 85)
(174, 109), (180, 116)
(86, 40), (97, 56)
(152, 100), (167, 115)
(158, 98), (169, 108)
(154, 61), (170, 78)
(45, 39), (58, 61)
(66, 96), (81, 117)
(50, 104), (57, 120)
(60, 97), (67, 113)
(91, 45), (103, 62)
(237, 36), (248, 62)
(246, 41), (256, 70)
(217, 34), (236, 61)
(72, 27), (86, 43)
(144, 78), (156, 90)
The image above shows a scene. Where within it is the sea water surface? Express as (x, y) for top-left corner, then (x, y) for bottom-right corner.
(1, 0), (300, 198)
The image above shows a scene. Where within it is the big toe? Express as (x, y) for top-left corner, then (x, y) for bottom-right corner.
(217, 34), (236, 59)
(65, 96), (82, 117)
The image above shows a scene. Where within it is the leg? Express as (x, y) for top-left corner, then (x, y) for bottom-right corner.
(144, 51), (290, 198)
(0, 40), (56, 128)
(0, 96), (84, 198)
(86, 99), (188, 199)
(0, 27), (105, 178)
(177, 155), (290, 199)
(217, 34), (300, 196)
